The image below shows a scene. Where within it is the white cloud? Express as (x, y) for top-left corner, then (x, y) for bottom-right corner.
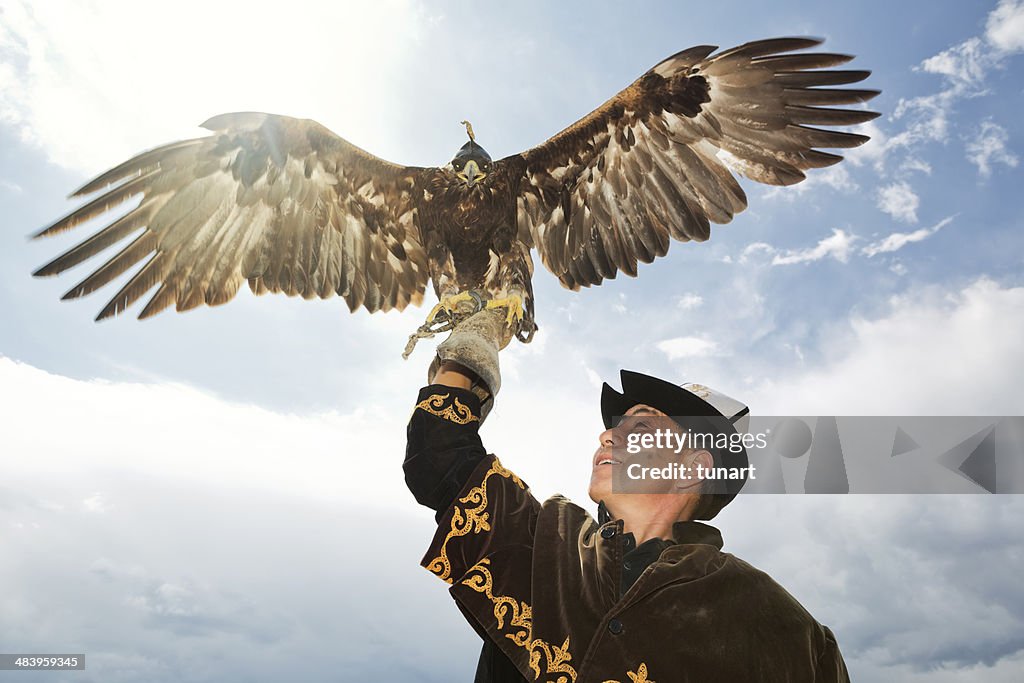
(870, 2), (1024, 176)
(676, 293), (704, 310)
(862, 216), (954, 257)
(0, 356), (410, 509)
(0, 0), (427, 174)
(772, 229), (855, 265)
(746, 278), (1024, 414)
(3, 276), (1024, 681)
(735, 214), (950, 268)
(82, 492), (110, 513)
(741, 229), (856, 266)
(900, 158), (933, 175)
(987, 0), (1024, 53)
(887, 91), (956, 160)
(0, 178), (23, 194)
(920, 37), (988, 86)
(966, 120), (1019, 177)
(1, 465), (476, 680)
(719, 495), (1024, 677)
(582, 363), (603, 389)
(656, 336), (718, 360)
(738, 241), (775, 263)
(877, 182), (920, 223)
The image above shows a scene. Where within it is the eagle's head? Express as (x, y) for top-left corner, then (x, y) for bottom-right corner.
(450, 138), (492, 188)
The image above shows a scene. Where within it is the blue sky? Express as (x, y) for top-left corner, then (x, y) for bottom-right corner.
(1, 1), (1023, 681)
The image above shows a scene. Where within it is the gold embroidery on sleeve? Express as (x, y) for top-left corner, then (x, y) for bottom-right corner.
(462, 558), (578, 683)
(425, 457), (525, 583)
(415, 393), (480, 424)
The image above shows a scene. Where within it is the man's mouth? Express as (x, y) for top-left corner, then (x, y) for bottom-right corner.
(594, 456), (620, 467)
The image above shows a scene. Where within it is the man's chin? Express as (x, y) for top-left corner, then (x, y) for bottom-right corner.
(588, 479), (609, 505)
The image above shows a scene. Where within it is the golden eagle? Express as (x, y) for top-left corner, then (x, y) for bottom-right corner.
(32, 37), (877, 344)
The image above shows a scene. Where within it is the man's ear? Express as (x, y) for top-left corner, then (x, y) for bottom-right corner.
(690, 449), (714, 472)
(675, 449), (714, 493)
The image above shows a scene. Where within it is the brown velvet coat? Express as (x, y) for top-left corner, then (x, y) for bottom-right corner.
(420, 453), (851, 683)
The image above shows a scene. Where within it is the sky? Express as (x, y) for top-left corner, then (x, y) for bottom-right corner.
(1, 0), (1022, 681)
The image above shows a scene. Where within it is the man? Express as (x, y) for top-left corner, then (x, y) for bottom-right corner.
(404, 310), (849, 682)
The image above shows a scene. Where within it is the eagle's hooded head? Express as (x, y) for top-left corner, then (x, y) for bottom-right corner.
(451, 138), (492, 187)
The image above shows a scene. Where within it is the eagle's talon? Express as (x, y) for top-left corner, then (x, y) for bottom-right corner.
(425, 290), (483, 326)
(486, 294), (525, 328)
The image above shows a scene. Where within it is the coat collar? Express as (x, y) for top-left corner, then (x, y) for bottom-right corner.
(597, 500), (724, 550)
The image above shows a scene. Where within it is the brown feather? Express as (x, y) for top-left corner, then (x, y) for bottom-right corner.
(96, 252), (170, 321)
(33, 204), (155, 276)
(35, 170), (157, 238)
(62, 232), (157, 300)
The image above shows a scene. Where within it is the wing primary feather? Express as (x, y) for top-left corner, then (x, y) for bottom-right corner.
(783, 105), (880, 126)
(710, 37), (823, 61)
(783, 88), (880, 106)
(787, 124), (870, 148)
(61, 232), (158, 300)
(138, 281), (177, 319)
(775, 70), (871, 87)
(32, 204), (154, 276)
(750, 53), (855, 70)
(69, 139), (203, 197)
(95, 251), (169, 320)
(35, 169), (158, 238)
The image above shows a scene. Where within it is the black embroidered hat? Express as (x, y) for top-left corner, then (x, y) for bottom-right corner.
(600, 369), (751, 520)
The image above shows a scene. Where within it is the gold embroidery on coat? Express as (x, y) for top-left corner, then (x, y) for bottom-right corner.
(428, 469), (653, 683)
(425, 457), (525, 583)
(603, 663), (655, 683)
(415, 393), (480, 424)
(463, 558), (578, 683)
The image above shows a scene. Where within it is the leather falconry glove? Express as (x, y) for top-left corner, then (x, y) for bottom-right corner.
(428, 306), (511, 423)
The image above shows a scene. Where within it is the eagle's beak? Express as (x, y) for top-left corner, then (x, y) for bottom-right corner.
(457, 160), (485, 186)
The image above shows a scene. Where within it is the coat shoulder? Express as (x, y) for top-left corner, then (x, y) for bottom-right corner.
(718, 551), (836, 647)
(538, 494), (600, 530)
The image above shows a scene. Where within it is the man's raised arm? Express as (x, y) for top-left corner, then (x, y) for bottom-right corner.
(404, 360), (491, 520)
(403, 306), (507, 519)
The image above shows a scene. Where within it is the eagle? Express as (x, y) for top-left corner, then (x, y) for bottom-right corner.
(32, 37), (877, 346)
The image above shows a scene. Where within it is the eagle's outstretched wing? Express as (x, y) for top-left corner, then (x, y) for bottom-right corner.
(505, 38), (879, 289)
(32, 112), (430, 319)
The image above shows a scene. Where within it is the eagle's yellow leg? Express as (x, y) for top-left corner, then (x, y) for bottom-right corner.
(426, 291), (479, 325)
(485, 294), (525, 327)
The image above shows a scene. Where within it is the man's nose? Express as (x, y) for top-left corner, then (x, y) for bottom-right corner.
(599, 427), (617, 446)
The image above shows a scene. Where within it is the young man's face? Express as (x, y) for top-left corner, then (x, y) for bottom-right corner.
(589, 403), (705, 505)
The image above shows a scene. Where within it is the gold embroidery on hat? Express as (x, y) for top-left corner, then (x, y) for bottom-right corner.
(414, 393), (480, 424)
(685, 384), (711, 400)
(425, 457), (525, 583)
